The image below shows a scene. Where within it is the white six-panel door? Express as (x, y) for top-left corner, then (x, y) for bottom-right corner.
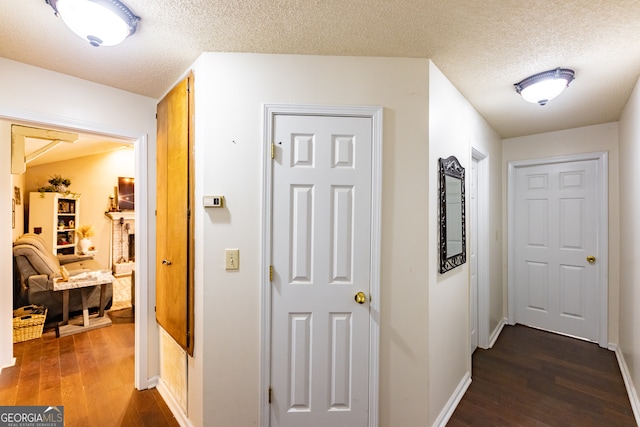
(270, 113), (374, 427)
(513, 160), (600, 341)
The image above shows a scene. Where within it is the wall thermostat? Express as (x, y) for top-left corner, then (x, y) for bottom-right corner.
(203, 195), (224, 208)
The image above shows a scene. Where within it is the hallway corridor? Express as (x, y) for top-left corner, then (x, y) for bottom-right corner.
(449, 325), (636, 426)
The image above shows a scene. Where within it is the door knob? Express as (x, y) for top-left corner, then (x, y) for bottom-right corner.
(586, 255), (596, 264)
(355, 292), (367, 304)
(162, 259), (172, 266)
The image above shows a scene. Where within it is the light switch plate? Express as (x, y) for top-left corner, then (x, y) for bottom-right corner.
(225, 249), (239, 270)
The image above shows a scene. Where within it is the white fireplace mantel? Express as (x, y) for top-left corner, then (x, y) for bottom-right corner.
(105, 211), (135, 221)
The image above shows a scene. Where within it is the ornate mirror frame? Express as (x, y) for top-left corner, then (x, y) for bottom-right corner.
(439, 155), (466, 273)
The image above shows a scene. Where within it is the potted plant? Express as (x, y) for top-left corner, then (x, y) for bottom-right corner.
(76, 224), (95, 254)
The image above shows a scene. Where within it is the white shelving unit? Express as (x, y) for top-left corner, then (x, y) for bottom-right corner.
(28, 192), (80, 256)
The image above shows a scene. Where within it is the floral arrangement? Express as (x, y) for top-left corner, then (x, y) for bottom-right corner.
(76, 224), (95, 239)
(38, 174), (71, 193)
(38, 175), (81, 198)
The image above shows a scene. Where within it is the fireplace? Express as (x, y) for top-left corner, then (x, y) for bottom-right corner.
(128, 234), (135, 262)
(106, 211), (135, 275)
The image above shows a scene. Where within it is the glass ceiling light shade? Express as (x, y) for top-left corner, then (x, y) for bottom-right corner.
(514, 68), (575, 106)
(46, 0), (140, 47)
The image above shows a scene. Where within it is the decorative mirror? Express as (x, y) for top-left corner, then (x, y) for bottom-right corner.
(439, 156), (466, 273)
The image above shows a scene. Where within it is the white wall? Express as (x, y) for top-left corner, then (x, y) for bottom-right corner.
(618, 75), (640, 414)
(191, 53), (431, 427)
(0, 57), (158, 380)
(502, 122), (620, 344)
(188, 53), (503, 427)
(427, 61), (503, 425)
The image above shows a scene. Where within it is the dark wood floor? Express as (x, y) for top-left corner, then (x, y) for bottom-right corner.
(448, 325), (636, 426)
(0, 309), (178, 427)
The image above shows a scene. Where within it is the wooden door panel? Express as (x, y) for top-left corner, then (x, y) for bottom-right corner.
(156, 75), (193, 354)
(166, 81), (189, 309)
(156, 89), (169, 338)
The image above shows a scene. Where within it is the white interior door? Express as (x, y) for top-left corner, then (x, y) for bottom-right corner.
(470, 158), (478, 353)
(270, 113), (374, 427)
(513, 160), (600, 341)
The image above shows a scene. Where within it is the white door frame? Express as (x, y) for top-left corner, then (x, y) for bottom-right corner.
(0, 106), (151, 389)
(260, 104), (382, 427)
(471, 147), (490, 349)
(507, 151), (609, 347)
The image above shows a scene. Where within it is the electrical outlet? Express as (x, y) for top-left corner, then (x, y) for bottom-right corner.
(225, 249), (239, 270)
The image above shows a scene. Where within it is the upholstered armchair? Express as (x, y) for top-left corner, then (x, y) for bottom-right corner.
(13, 233), (112, 322)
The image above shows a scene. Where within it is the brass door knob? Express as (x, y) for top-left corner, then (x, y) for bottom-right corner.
(587, 255), (596, 264)
(162, 259), (172, 266)
(355, 292), (367, 304)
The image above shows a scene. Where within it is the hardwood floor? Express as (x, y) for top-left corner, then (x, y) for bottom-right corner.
(4, 321), (634, 426)
(0, 313), (178, 427)
(448, 325), (636, 426)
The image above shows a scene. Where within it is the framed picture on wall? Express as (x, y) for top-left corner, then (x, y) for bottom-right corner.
(118, 177), (134, 211)
(14, 186), (20, 205)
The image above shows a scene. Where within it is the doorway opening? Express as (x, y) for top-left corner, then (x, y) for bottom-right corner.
(507, 152), (609, 347)
(1, 109), (151, 390)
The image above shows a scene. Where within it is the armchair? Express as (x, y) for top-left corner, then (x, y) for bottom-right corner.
(13, 233), (112, 322)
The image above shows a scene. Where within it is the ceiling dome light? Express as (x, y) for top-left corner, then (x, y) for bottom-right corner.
(46, 0), (140, 47)
(514, 68), (575, 106)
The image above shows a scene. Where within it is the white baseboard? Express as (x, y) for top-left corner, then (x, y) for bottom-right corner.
(156, 377), (193, 427)
(147, 374), (159, 389)
(0, 357), (16, 375)
(488, 317), (507, 348)
(614, 347), (640, 425)
(432, 372), (471, 427)
(430, 318), (505, 426)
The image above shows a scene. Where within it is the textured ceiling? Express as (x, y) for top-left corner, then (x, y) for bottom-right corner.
(1, 1), (640, 138)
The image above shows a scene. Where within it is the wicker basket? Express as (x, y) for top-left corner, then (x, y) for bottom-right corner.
(13, 305), (47, 343)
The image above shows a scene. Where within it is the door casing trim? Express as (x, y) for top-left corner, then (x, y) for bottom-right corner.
(260, 104), (383, 427)
(471, 147), (490, 350)
(507, 151), (609, 347)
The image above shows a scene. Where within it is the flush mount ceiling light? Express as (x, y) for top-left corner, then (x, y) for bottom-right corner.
(46, 0), (140, 47)
(514, 68), (575, 106)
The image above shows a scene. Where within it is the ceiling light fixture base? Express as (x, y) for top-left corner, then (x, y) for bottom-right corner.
(45, 0), (140, 47)
(514, 68), (575, 106)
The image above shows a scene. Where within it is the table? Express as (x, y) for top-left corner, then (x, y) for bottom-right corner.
(53, 270), (115, 337)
